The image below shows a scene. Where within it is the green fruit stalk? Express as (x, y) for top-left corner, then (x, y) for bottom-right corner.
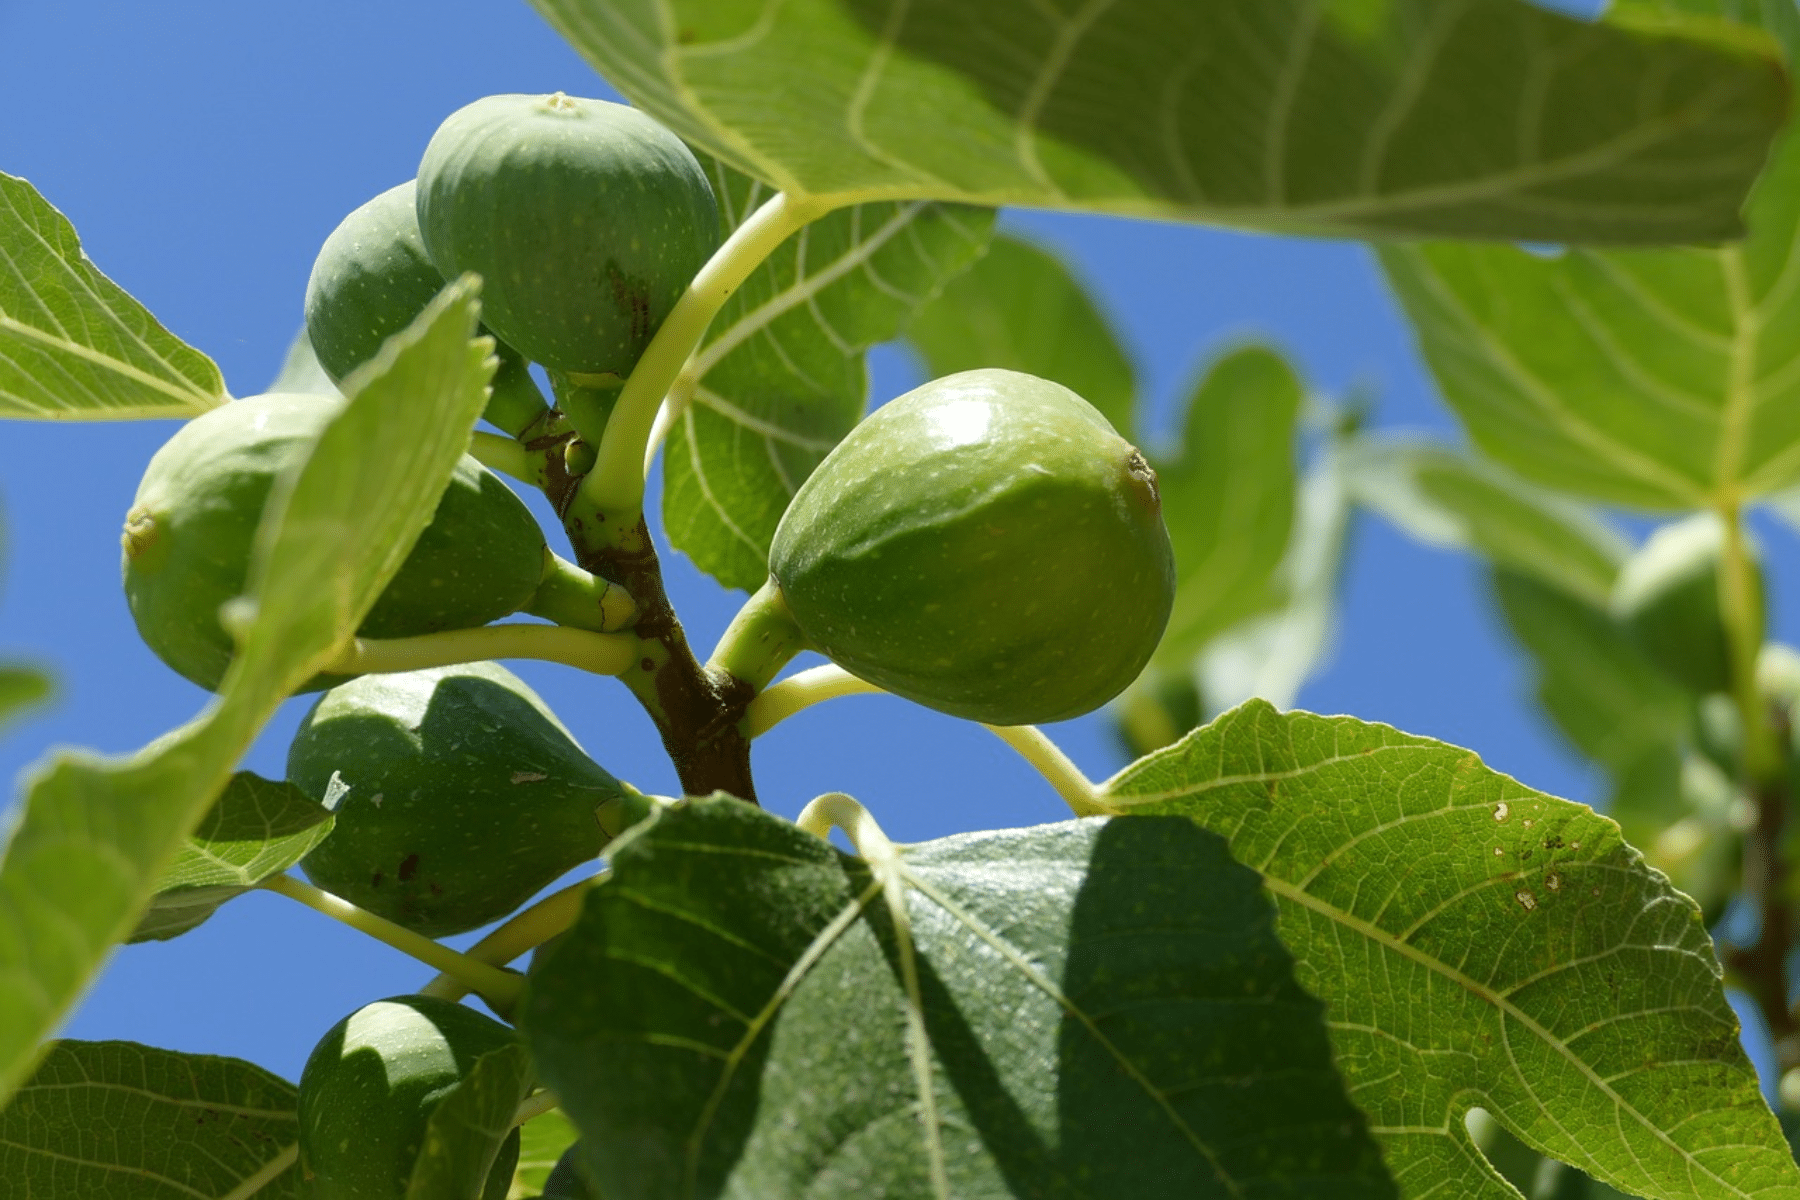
(769, 368), (1176, 725)
(298, 994), (518, 1200)
(288, 661), (625, 936)
(1610, 513), (1761, 696)
(305, 179), (547, 436)
(416, 92), (720, 380)
(121, 395), (547, 692)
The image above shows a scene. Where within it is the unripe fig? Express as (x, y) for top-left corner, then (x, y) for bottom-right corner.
(121, 395), (547, 692)
(288, 662), (625, 936)
(304, 180), (547, 435)
(1610, 514), (1760, 696)
(417, 93), (720, 380)
(298, 994), (518, 1200)
(769, 368), (1176, 725)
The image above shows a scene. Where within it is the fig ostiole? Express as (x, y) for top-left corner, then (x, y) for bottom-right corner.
(416, 92), (721, 380)
(305, 179), (547, 437)
(298, 994), (519, 1200)
(768, 368), (1176, 726)
(121, 394), (548, 692)
(1610, 512), (1762, 697)
(287, 661), (627, 937)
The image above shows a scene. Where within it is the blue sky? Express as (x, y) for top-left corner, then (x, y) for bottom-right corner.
(0, 0), (1786, 1085)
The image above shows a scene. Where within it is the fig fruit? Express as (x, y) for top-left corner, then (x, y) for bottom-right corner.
(121, 394), (547, 692)
(298, 994), (518, 1200)
(304, 180), (547, 436)
(416, 92), (719, 379)
(288, 661), (625, 936)
(1610, 514), (1760, 696)
(769, 368), (1176, 725)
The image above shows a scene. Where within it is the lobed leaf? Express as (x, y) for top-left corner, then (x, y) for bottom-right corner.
(1107, 700), (1800, 1200)
(128, 772), (333, 944)
(0, 173), (226, 419)
(524, 796), (1396, 1199)
(0, 665), (51, 734)
(1381, 120), (1800, 510)
(1344, 438), (1630, 609)
(0, 280), (495, 1104)
(903, 231), (1135, 435)
(0, 1039), (299, 1198)
(509, 1106), (580, 1196)
(661, 156), (991, 591)
(530, 0), (1787, 243)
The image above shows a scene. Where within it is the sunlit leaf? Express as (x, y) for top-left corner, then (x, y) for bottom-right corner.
(0, 279), (494, 1104)
(0, 1039), (299, 1198)
(524, 796), (1395, 1199)
(128, 773), (333, 944)
(0, 173), (226, 419)
(532, 0), (1786, 242)
(1108, 701), (1799, 1199)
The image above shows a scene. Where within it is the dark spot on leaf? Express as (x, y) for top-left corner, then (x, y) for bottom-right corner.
(1544, 835), (1565, 850)
(398, 854), (420, 883)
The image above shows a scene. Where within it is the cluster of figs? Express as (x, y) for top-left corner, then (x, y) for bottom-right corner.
(119, 92), (1178, 1195)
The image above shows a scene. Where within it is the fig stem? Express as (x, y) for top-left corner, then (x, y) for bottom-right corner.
(708, 579), (807, 693)
(258, 873), (524, 1013)
(743, 663), (885, 738)
(418, 873), (603, 1003)
(328, 624), (639, 678)
(467, 430), (536, 484)
(982, 724), (1113, 818)
(513, 1089), (563, 1128)
(795, 792), (891, 860)
(582, 189), (830, 522)
(643, 356), (701, 477)
(524, 552), (639, 632)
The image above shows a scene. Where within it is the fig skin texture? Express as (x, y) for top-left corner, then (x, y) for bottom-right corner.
(769, 368), (1176, 725)
(120, 394), (547, 692)
(304, 180), (545, 435)
(288, 661), (624, 937)
(416, 92), (720, 379)
(298, 994), (518, 1200)
(1610, 513), (1761, 696)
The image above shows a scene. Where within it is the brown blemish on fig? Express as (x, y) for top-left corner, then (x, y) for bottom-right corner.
(398, 853), (420, 883)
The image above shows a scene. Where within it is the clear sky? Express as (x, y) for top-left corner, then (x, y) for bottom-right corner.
(1, 0), (1788, 1086)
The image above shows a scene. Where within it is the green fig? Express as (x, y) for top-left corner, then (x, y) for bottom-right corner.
(1610, 514), (1760, 696)
(298, 994), (518, 1200)
(288, 662), (625, 936)
(304, 179), (548, 436)
(769, 368), (1176, 725)
(121, 394), (547, 692)
(416, 92), (720, 380)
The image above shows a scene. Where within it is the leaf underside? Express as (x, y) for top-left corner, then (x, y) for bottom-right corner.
(532, 0), (1787, 243)
(1107, 700), (1800, 1200)
(525, 796), (1396, 1199)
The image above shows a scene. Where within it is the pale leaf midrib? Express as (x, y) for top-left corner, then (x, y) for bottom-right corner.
(0, 315), (219, 409)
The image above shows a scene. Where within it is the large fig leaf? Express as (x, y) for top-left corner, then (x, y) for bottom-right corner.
(662, 157), (991, 591)
(0, 1040), (299, 1198)
(1107, 700), (1800, 1200)
(0, 280), (494, 1104)
(524, 796), (1396, 1199)
(1344, 438), (1630, 609)
(0, 173), (226, 419)
(903, 231), (1135, 435)
(128, 772), (334, 944)
(1381, 119), (1800, 509)
(529, 0), (1786, 243)
(407, 1043), (534, 1200)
